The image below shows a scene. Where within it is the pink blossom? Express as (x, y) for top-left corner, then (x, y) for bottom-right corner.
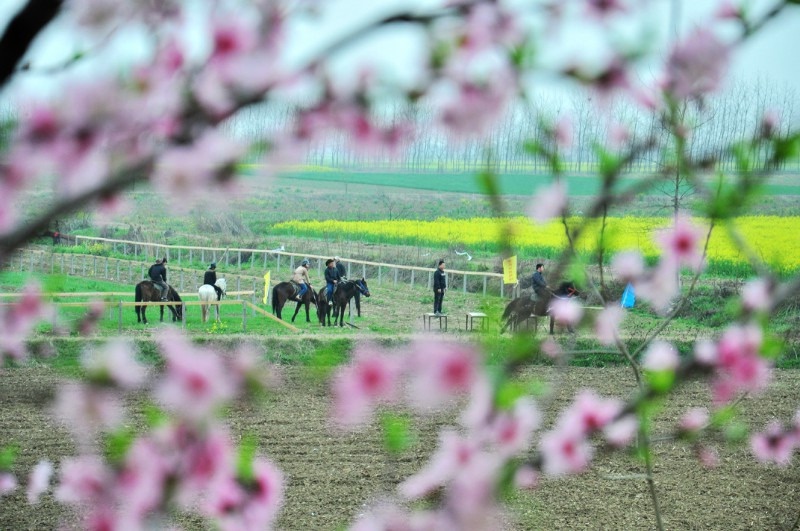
(715, 1), (741, 20)
(741, 278), (772, 312)
(635, 260), (679, 313)
(118, 438), (170, 518)
(331, 342), (403, 427)
(711, 323), (771, 405)
(693, 338), (718, 366)
(595, 305), (624, 346)
(210, 18), (258, 61)
(554, 116), (573, 148)
(665, 28), (730, 99)
(406, 339), (480, 410)
(489, 398), (541, 457)
(602, 415), (638, 448)
(751, 421), (794, 466)
(155, 329), (237, 420)
(82, 340), (147, 389)
(642, 341), (680, 372)
(527, 180), (568, 224)
(608, 122), (630, 149)
(244, 458), (284, 527)
(539, 427), (593, 476)
(679, 408), (709, 433)
(399, 430), (478, 499)
(696, 445), (719, 468)
(656, 215), (706, 271)
(540, 337), (563, 360)
(27, 460), (53, 504)
(585, 0), (628, 19)
(514, 465), (539, 490)
(52, 383), (125, 445)
(446, 452), (503, 527)
(1, 283), (50, 362)
(460, 375), (494, 430)
(611, 251), (645, 283)
(549, 297), (583, 327)
(55, 455), (112, 505)
(561, 390), (622, 435)
(0, 473), (18, 496)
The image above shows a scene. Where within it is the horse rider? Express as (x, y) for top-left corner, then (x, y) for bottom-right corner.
(148, 257), (169, 301)
(203, 262), (223, 301)
(324, 258), (340, 302)
(532, 263), (549, 301)
(334, 256), (347, 281)
(292, 259), (312, 301)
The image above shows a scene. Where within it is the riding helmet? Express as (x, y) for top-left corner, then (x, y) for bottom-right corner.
(301, 259), (310, 267)
(210, 263), (216, 269)
(334, 256), (341, 261)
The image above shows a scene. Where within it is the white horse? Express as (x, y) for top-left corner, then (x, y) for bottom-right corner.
(198, 278), (227, 323)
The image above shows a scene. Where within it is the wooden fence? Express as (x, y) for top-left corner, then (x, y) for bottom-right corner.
(65, 235), (518, 297)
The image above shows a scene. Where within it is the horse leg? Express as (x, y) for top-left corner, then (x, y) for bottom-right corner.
(549, 316), (555, 335)
(291, 301), (302, 323)
(160, 303), (165, 322)
(142, 305), (148, 325)
(201, 303), (207, 323)
(305, 300), (311, 323)
(215, 302), (220, 322)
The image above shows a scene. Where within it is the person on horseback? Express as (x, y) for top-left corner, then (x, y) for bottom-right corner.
(335, 256), (347, 281)
(292, 259), (312, 301)
(325, 258), (340, 303)
(532, 263), (549, 301)
(203, 262), (223, 301)
(148, 257), (169, 301)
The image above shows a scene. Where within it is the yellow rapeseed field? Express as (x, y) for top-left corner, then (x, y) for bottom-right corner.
(273, 216), (800, 273)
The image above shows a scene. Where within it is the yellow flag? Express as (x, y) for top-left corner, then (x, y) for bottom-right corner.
(502, 256), (517, 284)
(262, 271), (271, 304)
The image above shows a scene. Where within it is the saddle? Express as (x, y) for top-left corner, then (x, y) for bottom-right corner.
(290, 281), (302, 298)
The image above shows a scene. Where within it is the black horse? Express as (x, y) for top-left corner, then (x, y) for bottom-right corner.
(501, 282), (580, 335)
(272, 282), (317, 322)
(135, 281), (183, 324)
(331, 278), (370, 327)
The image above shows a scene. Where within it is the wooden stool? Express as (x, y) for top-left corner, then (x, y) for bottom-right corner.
(465, 312), (487, 331)
(423, 312), (448, 331)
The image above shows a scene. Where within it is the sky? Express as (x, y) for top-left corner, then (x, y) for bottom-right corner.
(1, 0), (798, 104)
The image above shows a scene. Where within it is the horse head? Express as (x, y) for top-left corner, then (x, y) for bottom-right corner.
(216, 278), (227, 297)
(356, 277), (370, 297)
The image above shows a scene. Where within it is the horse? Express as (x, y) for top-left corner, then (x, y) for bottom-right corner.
(271, 282), (317, 323)
(134, 281), (183, 324)
(198, 278), (227, 323)
(317, 286), (332, 327)
(501, 282), (580, 335)
(331, 278), (370, 327)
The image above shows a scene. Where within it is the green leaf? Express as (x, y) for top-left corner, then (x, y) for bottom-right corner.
(104, 428), (136, 466)
(644, 369), (675, 394)
(495, 380), (527, 410)
(773, 132), (800, 162)
(724, 421), (748, 443)
(380, 413), (414, 455)
(236, 434), (258, 483)
(710, 405), (737, 428)
(143, 403), (169, 428)
(0, 445), (19, 472)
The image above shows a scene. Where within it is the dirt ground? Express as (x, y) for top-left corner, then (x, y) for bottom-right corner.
(1, 364), (799, 530)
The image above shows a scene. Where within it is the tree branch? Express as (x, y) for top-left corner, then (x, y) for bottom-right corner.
(0, 0), (64, 91)
(0, 158), (153, 264)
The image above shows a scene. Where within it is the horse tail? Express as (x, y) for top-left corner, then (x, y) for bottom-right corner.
(271, 285), (279, 314)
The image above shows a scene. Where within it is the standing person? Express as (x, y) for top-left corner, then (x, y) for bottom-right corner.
(148, 258), (169, 301)
(433, 259), (447, 315)
(334, 256), (347, 281)
(292, 259), (312, 301)
(324, 258), (340, 302)
(532, 263), (548, 300)
(203, 262), (223, 301)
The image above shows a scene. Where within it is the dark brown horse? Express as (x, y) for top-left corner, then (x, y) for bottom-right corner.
(501, 282), (579, 335)
(272, 282), (317, 322)
(135, 281), (183, 324)
(331, 278), (370, 327)
(317, 287), (332, 327)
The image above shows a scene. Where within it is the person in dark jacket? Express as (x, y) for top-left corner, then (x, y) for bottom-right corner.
(148, 258), (169, 301)
(334, 256), (347, 281)
(532, 263), (548, 300)
(324, 258), (340, 302)
(433, 259), (447, 315)
(203, 262), (223, 301)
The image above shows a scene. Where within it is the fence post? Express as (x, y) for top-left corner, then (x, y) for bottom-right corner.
(263, 252), (267, 270)
(70, 254), (75, 274)
(83, 255), (87, 276)
(178, 248), (181, 266)
(378, 266), (382, 285)
(252, 279), (256, 314)
(394, 268), (398, 285)
(238, 250), (241, 270)
(501, 281), (504, 298)
(290, 255), (294, 270)
(189, 249), (193, 264)
(411, 270), (415, 288)
(483, 276), (487, 296)
(128, 262), (132, 282)
(463, 273), (467, 293)
(105, 257), (109, 279)
(116, 260), (120, 281)
(202, 249), (205, 265)
(237, 277), (241, 297)
(362, 263), (366, 279)
(277, 254), (281, 272)
(242, 301), (247, 332)
(180, 270), (184, 292)
(427, 271), (432, 290)
(348, 262), (351, 278)
(118, 301), (123, 334)
(182, 302), (186, 329)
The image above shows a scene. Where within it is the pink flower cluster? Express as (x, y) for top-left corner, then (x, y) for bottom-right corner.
(0, 283), (51, 363)
(47, 331), (285, 529)
(750, 412), (800, 467)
